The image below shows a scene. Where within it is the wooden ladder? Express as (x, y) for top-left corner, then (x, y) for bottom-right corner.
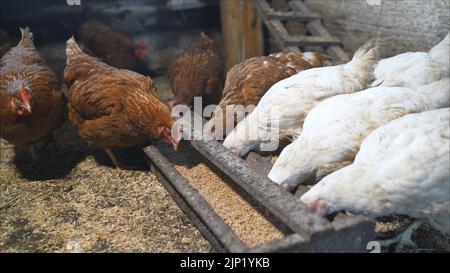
(253, 0), (350, 63)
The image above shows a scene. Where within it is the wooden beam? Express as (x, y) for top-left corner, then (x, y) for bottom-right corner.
(289, 1), (350, 63)
(220, 0), (264, 70)
(306, 20), (350, 63)
(285, 35), (342, 47)
(243, 0), (264, 62)
(266, 11), (321, 21)
(264, 20), (290, 50)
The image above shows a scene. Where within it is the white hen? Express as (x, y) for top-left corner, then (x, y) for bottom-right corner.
(301, 108), (450, 247)
(269, 78), (450, 190)
(223, 40), (379, 157)
(372, 32), (449, 88)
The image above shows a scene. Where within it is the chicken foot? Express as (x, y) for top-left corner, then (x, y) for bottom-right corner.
(379, 220), (423, 252)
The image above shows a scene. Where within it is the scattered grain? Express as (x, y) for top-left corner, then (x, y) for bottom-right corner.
(159, 144), (286, 247)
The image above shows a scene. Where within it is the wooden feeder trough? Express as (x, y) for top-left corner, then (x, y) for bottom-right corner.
(143, 110), (376, 252)
(143, 0), (376, 252)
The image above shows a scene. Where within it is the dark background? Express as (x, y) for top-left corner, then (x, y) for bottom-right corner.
(0, 0), (222, 73)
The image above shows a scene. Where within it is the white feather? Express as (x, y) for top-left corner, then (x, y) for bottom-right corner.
(372, 33), (449, 88)
(269, 78), (449, 186)
(301, 108), (450, 234)
(223, 41), (379, 157)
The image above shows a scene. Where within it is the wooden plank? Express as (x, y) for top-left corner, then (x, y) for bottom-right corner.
(326, 46), (351, 63)
(288, 1), (350, 62)
(266, 11), (321, 21)
(288, 0), (314, 14)
(254, 2), (295, 51)
(285, 35), (342, 47)
(305, 20), (350, 62)
(306, 19), (332, 37)
(220, 0), (264, 70)
(265, 20), (291, 50)
(286, 46), (302, 52)
(220, 0), (242, 70)
(256, 0), (348, 58)
(242, 0), (264, 63)
(251, 215), (375, 253)
(300, 215), (376, 252)
(254, 0), (290, 51)
(143, 145), (248, 253)
(253, 0), (274, 15)
(247, 234), (305, 253)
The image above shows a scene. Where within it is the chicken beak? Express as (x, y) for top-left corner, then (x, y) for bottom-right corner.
(167, 100), (175, 109)
(172, 142), (179, 151)
(169, 134), (180, 151)
(17, 103), (32, 115)
(24, 103), (32, 114)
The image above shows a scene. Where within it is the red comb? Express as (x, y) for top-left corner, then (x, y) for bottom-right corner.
(136, 41), (149, 50)
(135, 41), (150, 60)
(20, 82), (30, 103)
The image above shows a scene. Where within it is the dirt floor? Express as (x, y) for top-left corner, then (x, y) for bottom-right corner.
(0, 77), (213, 253)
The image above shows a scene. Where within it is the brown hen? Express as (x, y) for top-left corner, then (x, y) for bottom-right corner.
(167, 33), (223, 108)
(64, 37), (178, 169)
(0, 27), (66, 162)
(77, 20), (149, 71)
(203, 52), (328, 139)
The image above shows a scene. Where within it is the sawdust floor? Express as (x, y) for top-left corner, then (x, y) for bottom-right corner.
(0, 126), (212, 253)
(0, 76), (213, 253)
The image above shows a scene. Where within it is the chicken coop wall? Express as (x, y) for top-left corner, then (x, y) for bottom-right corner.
(0, 0), (221, 72)
(305, 0), (450, 57)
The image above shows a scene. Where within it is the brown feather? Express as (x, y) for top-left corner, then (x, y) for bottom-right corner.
(167, 33), (224, 106)
(206, 52), (326, 136)
(77, 20), (142, 70)
(64, 38), (174, 150)
(0, 27), (66, 148)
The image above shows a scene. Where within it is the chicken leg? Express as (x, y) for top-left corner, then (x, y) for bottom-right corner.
(29, 145), (38, 164)
(379, 220), (423, 252)
(105, 148), (124, 170)
(104, 148), (137, 170)
(40, 133), (58, 153)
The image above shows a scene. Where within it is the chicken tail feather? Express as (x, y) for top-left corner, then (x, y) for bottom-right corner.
(19, 26), (34, 48)
(344, 39), (380, 87)
(351, 39), (379, 63)
(66, 36), (83, 62)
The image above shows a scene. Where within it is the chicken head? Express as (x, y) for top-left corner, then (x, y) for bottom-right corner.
(7, 79), (33, 116)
